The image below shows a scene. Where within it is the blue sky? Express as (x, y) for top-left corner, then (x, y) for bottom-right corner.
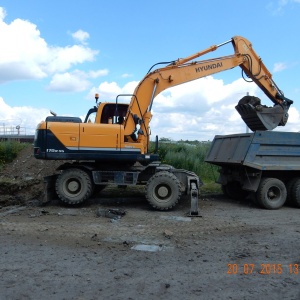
(0, 0), (299, 140)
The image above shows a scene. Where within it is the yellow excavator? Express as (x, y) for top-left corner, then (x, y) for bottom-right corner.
(34, 35), (293, 212)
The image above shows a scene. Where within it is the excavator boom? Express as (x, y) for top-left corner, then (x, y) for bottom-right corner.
(231, 36), (293, 131)
(124, 36), (293, 140)
(34, 35), (294, 162)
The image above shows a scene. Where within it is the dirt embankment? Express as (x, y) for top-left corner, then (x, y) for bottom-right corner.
(0, 145), (63, 206)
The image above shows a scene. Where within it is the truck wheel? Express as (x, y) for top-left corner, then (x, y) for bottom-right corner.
(56, 168), (93, 205)
(222, 181), (247, 200)
(221, 184), (229, 197)
(256, 178), (286, 209)
(290, 178), (300, 208)
(286, 178), (299, 205)
(146, 171), (181, 210)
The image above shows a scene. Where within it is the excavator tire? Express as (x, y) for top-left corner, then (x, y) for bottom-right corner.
(56, 168), (93, 205)
(146, 171), (182, 210)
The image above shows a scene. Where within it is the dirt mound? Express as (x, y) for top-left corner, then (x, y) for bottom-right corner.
(0, 145), (64, 206)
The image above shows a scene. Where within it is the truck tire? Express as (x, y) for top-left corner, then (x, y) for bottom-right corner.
(290, 178), (300, 208)
(221, 184), (229, 197)
(286, 178), (299, 205)
(56, 168), (93, 205)
(256, 178), (286, 209)
(146, 171), (181, 210)
(222, 181), (247, 200)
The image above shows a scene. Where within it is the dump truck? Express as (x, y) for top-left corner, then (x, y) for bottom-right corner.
(205, 131), (300, 209)
(34, 35), (293, 211)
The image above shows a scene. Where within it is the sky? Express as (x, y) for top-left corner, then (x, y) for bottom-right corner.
(0, 0), (299, 141)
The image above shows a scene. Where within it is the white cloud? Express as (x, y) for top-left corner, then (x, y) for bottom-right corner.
(121, 73), (133, 78)
(47, 69), (108, 92)
(273, 62), (288, 73)
(72, 29), (90, 44)
(0, 97), (49, 133)
(47, 72), (91, 92)
(281, 106), (299, 124)
(87, 69), (109, 78)
(267, 0), (300, 14)
(42, 45), (98, 74)
(153, 77), (258, 115)
(0, 9), (98, 84)
(88, 80), (139, 102)
(0, 7), (6, 20)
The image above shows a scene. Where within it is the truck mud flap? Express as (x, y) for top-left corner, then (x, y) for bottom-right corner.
(235, 96), (287, 131)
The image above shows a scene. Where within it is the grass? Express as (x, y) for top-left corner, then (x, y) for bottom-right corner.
(0, 141), (29, 170)
(200, 181), (222, 194)
(106, 138), (221, 193)
(151, 141), (219, 180)
(150, 141), (220, 190)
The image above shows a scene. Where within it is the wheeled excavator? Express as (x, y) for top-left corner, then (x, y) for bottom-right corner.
(34, 36), (293, 212)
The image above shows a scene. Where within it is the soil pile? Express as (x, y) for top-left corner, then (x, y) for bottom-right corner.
(0, 145), (64, 206)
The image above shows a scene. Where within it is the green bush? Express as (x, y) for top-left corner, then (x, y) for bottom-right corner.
(150, 141), (219, 182)
(0, 141), (29, 169)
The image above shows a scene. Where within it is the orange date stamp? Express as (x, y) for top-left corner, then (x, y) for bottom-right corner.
(227, 263), (299, 275)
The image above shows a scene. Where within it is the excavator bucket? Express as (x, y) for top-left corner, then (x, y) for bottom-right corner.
(235, 96), (288, 131)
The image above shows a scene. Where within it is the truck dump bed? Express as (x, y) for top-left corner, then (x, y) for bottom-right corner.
(205, 131), (300, 171)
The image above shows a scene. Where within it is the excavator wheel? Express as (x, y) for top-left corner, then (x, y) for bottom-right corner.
(56, 168), (93, 205)
(146, 171), (182, 210)
(235, 96), (287, 131)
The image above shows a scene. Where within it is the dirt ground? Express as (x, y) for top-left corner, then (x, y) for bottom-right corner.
(1, 146), (300, 300)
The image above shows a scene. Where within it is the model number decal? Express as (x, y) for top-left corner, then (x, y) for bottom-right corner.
(46, 149), (64, 153)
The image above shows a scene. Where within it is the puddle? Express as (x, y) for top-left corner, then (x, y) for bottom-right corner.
(131, 244), (162, 252)
(160, 216), (192, 222)
(57, 209), (80, 216)
(131, 244), (175, 252)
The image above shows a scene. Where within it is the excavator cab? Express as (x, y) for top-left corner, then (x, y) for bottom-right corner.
(235, 95), (293, 131)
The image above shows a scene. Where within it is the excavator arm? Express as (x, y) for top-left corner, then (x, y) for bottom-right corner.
(231, 36), (293, 131)
(124, 36), (293, 141)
